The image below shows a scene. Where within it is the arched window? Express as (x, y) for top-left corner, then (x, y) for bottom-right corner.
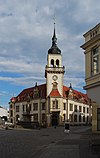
(56, 59), (59, 67)
(83, 115), (85, 122)
(87, 116), (89, 122)
(16, 114), (19, 122)
(74, 115), (77, 122)
(51, 59), (54, 67)
(79, 115), (81, 122)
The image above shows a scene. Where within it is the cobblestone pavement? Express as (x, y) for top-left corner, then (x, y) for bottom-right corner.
(0, 126), (100, 158)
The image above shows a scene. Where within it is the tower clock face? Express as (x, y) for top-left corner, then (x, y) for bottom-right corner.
(52, 75), (58, 81)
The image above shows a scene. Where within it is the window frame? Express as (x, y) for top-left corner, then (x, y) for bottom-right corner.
(16, 105), (19, 112)
(91, 47), (99, 76)
(69, 103), (73, 111)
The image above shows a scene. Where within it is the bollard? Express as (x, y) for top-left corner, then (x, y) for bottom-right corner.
(64, 122), (70, 133)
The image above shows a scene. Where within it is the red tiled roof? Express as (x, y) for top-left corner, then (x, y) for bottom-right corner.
(63, 86), (69, 98)
(49, 89), (61, 97)
(13, 83), (89, 104)
(15, 84), (46, 102)
(63, 85), (89, 104)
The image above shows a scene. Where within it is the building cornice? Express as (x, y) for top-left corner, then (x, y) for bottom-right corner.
(84, 81), (100, 90)
(80, 34), (100, 50)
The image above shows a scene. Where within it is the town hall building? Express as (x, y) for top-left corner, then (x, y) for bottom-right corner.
(9, 25), (91, 127)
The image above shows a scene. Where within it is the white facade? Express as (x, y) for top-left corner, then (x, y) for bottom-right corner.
(13, 96), (91, 126)
(0, 106), (9, 124)
(67, 100), (90, 124)
(14, 98), (46, 125)
(0, 106), (8, 117)
(81, 23), (100, 132)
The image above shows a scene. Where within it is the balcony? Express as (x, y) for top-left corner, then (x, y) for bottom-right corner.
(22, 111), (31, 116)
(45, 66), (65, 75)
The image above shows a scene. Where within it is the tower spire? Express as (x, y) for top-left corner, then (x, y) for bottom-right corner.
(48, 18), (61, 54)
(52, 19), (57, 46)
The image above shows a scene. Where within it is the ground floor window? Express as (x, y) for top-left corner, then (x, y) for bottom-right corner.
(11, 118), (13, 123)
(10, 110), (13, 117)
(83, 115), (85, 122)
(63, 114), (65, 121)
(87, 116), (89, 122)
(69, 114), (73, 122)
(33, 114), (38, 121)
(74, 115), (77, 122)
(16, 114), (19, 122)
(97, 108), (100, 131)
(79, 115), (81, 122)
(42, 113), (46, 122)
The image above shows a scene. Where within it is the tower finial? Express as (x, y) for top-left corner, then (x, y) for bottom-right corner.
(53, 14), (56, 26)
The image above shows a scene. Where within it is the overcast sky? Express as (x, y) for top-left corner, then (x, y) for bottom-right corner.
(0, 0), (100, 108)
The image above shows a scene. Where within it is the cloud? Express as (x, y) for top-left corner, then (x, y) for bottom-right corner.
(0, 91), (8, 96)
(72, 0), (100, 24)
(0, 76), (45, 86)
(64, 77), (85, 93)
(0, 0), (100, 108)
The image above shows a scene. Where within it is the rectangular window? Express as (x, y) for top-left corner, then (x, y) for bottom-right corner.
(33, 103), (38, 111)
(22, 105), (24, 112)
(33, 114), (38, 121)
(83, 107), (85, 113)
(87, 116), (89, 122)
(79, 106), (82, 112)
(63, 103), (66, 110)
(70, 103), (73, 111)
(16, 105), (19, 112)
(69, 114), (73, 122)
(42, 113), (46, 121)
(63, 114), (65, 121)
(52, 101), (55, 109)
(42, 103), (46, 110)
(83, 116), (85, 122)
(10, 110), (13, 117)
(29, 104), (31, 111)
(74, 105), (77, 112)
(26, 104), (31, 112)
(97, 108), (100, 131)
(87, 107), (89, 113)
(52, 99), (58, 109)
(79, 115), (81, 122)
(56, 100), (58, 109)
(91, 47), (99, 75)
(74, 115), (77, 122)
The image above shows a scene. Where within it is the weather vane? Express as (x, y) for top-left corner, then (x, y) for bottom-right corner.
(53, 13), (56, 26)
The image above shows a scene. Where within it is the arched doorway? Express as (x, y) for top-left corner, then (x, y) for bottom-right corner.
(51, 112), (59, 126)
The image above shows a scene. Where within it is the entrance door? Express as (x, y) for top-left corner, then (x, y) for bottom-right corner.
(97, 108), (100, 131)
(51, 112), (59, 126)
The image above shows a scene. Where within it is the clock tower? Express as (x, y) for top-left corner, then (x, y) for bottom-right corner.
(45, 24), (65, 97)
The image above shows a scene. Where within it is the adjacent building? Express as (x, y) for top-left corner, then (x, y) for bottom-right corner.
(9, 25), (91, 127)
(0, 106), (9, 123)
(81, 23), (100, 133)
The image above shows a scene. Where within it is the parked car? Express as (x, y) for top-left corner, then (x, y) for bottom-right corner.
(4, 122), (15, 129)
